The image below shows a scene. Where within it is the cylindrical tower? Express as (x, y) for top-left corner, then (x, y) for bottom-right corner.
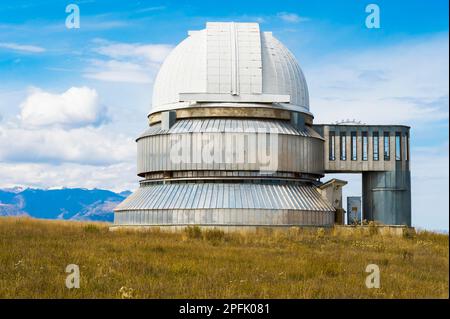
(113, 22), (335, 230)
(363, 170), (411, 226)
(362, 125), (411, 226)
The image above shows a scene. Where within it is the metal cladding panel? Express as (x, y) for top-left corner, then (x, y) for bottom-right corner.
(260, 32), (309, 110)
(115, 183), (334, 212)
(114, 183), (335, 226)
(137, 119), (324, 176)
(138, 118), (322, 139)
(362, 169), (411, 226)
(114, 208), (334, 227)
(137, 132), (324, 175)
(206, 22), (262, 95)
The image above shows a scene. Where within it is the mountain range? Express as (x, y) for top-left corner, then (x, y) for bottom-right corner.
(0, 187), (131, 222)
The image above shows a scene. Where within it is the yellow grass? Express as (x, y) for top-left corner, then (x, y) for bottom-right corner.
(0, 217), (448, 298)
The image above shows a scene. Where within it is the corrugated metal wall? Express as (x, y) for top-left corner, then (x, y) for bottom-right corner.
(137, 119), (324, 176)
(115, 182), (335, 226)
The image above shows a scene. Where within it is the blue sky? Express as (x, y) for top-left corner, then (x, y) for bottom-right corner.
(0, 0), (448, 230)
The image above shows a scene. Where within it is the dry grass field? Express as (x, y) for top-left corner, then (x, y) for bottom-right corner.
(0, 217), (448, 298)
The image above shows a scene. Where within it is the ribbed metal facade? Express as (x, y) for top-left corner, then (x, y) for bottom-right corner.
(115, 116), (333, 228)
(115, 182), (335, 226)
(139, 118), (321, 138)
(136, 118), (324, 177)
(115, 112), (333, 229)
(116, 182), (333, 211)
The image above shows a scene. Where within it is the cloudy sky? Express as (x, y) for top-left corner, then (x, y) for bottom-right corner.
(0, 0), (448, 230)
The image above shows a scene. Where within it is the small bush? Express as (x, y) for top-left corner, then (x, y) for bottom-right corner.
(184, 226), (202, 239)
(316, 227), (326, 239)
(203, 228), (225, 242)
(368, 221), (379, 236)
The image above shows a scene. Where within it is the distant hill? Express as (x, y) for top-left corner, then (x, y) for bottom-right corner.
(0, 188), (130, 222)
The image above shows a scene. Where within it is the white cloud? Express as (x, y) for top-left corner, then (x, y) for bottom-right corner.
(135, 6), (166, 13)
(277, 12), (310, 23)
(0, 42), (45, 53)
(84, 59), (155, 83)
(0, 162), (137, 193)
(0, 86), (134, 168)
(307, 34), (449, 125)
(94, 43), (172, 63)
(84, 41), (173, 83)
(18, 86), (107, 128)
(0, 87), (137, 194)
(0, 125), (134, 166)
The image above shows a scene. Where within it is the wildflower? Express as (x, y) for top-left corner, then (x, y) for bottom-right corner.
(119, 286), (134, 299)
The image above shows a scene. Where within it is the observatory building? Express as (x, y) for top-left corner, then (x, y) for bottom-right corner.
(113, 22), (411, 230)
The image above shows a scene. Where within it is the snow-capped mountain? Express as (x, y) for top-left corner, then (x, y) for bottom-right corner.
(0, 188), (130, 222)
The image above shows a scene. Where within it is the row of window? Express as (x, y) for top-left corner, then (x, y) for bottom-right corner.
(328, 131), (408, 162)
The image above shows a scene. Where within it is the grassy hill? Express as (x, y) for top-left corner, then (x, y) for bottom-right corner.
(0, 217), (448, 298)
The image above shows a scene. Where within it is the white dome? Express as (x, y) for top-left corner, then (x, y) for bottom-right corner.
(151, 22), (310, 115)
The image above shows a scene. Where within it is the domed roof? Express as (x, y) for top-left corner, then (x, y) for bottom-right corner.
(151, 22), (310, 115)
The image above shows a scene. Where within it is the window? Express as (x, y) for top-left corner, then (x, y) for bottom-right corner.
(340, 132), (346, 161)
(395, 132), (402, 161)
(362, 132), (368, 161)
(350, 132), (357, 161)
(383, 132), (390, 161)
(373, 132), (379, 161)
(329, 131), (336, 161)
